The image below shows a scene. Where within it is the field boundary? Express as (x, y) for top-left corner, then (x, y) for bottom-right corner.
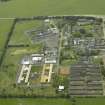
(0, 19), (17, 68)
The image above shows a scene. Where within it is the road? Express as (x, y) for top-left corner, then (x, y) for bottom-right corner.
(48, 20), (62, 73)
(57, 29), (64, 72)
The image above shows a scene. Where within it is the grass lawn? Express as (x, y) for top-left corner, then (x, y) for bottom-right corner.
(0, 19), (13, 58)
(9, 20), (43, 45)
(0, 47), (23, 95)
(76, 97), (105, 105)
(0, 98), (71, 105)
(0, 0), (105, 17)
(0, 97), (105, 105)
(31, 65), (42, 72)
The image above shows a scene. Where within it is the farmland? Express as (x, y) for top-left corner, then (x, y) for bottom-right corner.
(0, 0), (105, 17)
(0, 98), (71, 105)
(1, 97), (105, 105)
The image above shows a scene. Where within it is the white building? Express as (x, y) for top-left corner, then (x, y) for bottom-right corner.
(58, 85), (64, 91)
(45, 58), (57, 64)
(31, 54), (44, 64)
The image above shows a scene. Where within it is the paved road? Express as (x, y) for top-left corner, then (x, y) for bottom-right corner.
(57, 29), (63, 72)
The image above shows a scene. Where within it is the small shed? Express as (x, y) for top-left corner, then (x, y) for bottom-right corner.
(58, 85), (64, 91)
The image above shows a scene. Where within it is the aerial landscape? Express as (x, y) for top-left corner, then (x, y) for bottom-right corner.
(1, 0), (105, 105)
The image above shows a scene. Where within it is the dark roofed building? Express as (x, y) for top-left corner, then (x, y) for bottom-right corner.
(69, 57), (103, 96)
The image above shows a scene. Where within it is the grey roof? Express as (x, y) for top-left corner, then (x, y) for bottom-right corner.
(69, 58), (103, 96)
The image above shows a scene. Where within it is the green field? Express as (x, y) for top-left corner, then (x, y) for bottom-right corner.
(1, 97), (105, 105)
(0, 0), (105, 17)
(9, 20), (43, 45)
(0, 19), (13, 58)
(0, 98), (71, 105)
(77, 97), (105, 105)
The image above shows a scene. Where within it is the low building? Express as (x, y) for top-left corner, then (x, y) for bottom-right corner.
(41, 64), (53, 83)
(45, 58), (57, 64)
(69, 57), (103, 96)
(31, 54), (44, 64)
(58, 85), (64, 91)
